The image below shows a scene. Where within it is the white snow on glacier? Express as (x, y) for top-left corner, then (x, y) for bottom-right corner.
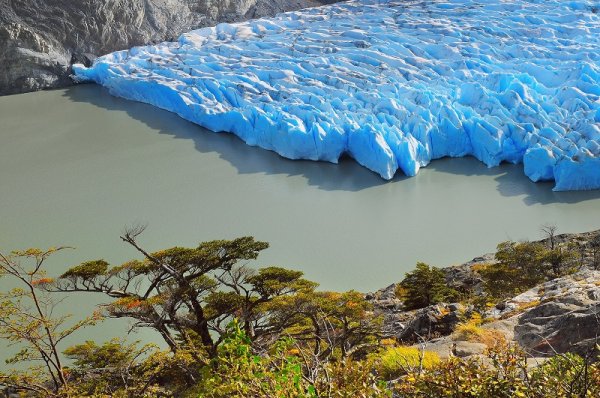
(73, 0), (600, 191)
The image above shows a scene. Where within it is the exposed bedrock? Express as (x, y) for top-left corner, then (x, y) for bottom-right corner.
(368, 230), (600, 360)
(0, 0), (339, 95)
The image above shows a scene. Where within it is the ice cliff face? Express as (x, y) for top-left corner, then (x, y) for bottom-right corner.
(73, 0), (600, 190)
(0, 0), (337, 95)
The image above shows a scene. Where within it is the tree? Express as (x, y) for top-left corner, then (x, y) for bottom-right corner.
(45, 229), (387, 392)
(541, 224), (558, 250)
(397, 263), (458, 310)
(0, 247), (96, 396)
(480, 238), (581, 302)
(52, 227), (316, 370)
(541, 225), (578, 277)
(480, 241), (548, 300)
(270, 290), (383, 361)
(544, 244), (578, 277)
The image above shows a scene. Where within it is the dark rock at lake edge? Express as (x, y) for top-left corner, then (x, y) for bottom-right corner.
(0, 0), (339, 96)
(367, 229), (600, 361)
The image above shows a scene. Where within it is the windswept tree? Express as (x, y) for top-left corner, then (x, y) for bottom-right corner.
(52, 227), (317, 362)
(0, 230), (387, 395)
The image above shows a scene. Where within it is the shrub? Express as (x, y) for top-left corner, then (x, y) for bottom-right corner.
(192, 323), (313, 398)
(393, 344), (600, 397)
(470, 262), (490, 273)
(451, 312), (505, 347)
(378, 346), (440, 379)
(452, 324), (505, 348)
(530, 353), (600, 397)
(192, 322), (391, 398)
(394, 345), (525, 397)
(314, 359), (391, 398)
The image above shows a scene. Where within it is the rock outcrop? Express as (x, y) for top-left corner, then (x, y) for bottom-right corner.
(368, 230), (600, 361)
(511, 269), (600, 357)
(0, 0), (337, 95)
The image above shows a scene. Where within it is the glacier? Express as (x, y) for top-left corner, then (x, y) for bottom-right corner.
(72, 0), (600, 191)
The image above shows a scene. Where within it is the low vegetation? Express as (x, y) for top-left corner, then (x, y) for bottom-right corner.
(395, 344), (600, 398)
(376, 346), (440, 380)
(0, 226), (599, 397)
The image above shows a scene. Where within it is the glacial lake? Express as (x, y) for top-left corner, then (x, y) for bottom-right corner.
(1, 84), (600, 350)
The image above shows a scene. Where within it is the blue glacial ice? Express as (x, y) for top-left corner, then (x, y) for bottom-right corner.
(73, 0), (600, 191)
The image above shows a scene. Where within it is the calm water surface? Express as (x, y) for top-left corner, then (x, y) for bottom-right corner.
(1, 85), (600, 350)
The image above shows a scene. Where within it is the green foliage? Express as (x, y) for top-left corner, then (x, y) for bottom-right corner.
(377, 346), (440, 379)
(394, 346), (525, 397)
(52, 233), (383, 394)
(192, 321), (390, 398)
(480, 241), (548, 301)
(62, 339), (174, 397)
(64, 338), (143, 371)
(271, 290), (382, 359)
(61, 259), (109, 279)
(479, 240), (579, 302)
(192, 321), (315, 398)
(316, 359), (391, 398)
(393, 345), (600, 397)
(248, 266), (317, 298)
(590, 234), (600, 269)
(544, 244), (579, 277)
(529, 352), (599, 397)
(55, 235), (317, 366)
(2, 235), (599, 397)
(398, 262), (459, 310)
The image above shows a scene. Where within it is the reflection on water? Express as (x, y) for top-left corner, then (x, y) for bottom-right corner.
(1, 84), (599, 353)
(1, 84), (600, 287)
(63, 85), (600, 204)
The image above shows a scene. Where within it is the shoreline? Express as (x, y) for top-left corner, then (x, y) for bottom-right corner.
(368, 227), (600, 360)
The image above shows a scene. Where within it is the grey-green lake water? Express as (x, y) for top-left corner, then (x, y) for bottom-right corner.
(1, 84), (600, 353)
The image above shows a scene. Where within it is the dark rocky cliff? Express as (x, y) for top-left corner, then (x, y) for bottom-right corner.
(0, 0), (338, 95)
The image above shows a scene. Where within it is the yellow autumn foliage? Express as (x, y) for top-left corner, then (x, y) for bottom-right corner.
(378, 346), (440, 379)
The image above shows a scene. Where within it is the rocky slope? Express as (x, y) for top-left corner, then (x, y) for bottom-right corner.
(0, 0), (338, 95)
(368, 229), (600, 361)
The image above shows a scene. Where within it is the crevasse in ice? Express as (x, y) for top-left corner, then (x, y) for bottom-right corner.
(73, 0), (600, 191)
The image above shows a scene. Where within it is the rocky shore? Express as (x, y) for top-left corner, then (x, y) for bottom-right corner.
(0, 0), (338, 95)
(368, 229), (600, 361)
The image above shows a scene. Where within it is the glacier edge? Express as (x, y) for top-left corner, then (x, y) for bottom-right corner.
(73, 0), (600, 191)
